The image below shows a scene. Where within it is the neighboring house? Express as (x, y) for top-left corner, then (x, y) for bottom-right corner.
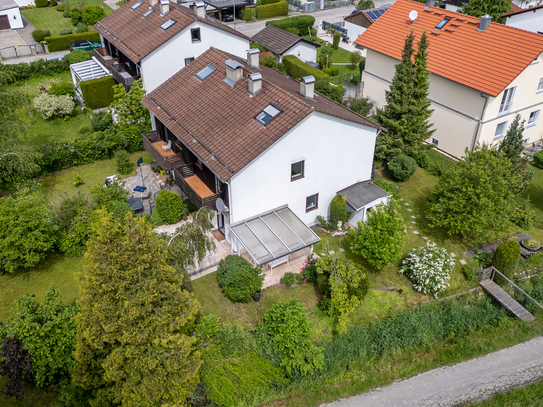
(251, 24), (320, 64)
(502, 4), (543, 33)
(92, 0), (249, 92)
(513, 0), (542, 9)
(140, 47), (386, 266)
(355, 0), (543, 159)
(0, 0), (23, 30)
(343, 5), (390, 43)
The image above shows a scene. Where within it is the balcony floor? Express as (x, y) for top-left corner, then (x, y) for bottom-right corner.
(152, 141), (177, 157)
(185, 175), (214, 198)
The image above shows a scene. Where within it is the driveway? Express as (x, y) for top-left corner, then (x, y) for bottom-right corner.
(0, 16), (44, 60)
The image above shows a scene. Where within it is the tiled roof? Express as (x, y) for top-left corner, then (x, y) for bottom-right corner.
(355, 0), (543, 97)
(94, 0), (249, 63)
(344, 5), (390, 23)
(510, 3), (524, 12)
(251, 25), (319, 56)
(502, 4), (543, 17)
(141, 48), (383, 181)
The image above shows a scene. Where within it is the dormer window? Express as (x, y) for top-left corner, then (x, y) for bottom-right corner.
(256, 104), (281, 126)
(435, 18), (450, 30)
(195, 64), (216, 81)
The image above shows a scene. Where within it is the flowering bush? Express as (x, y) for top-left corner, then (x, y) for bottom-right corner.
(300, 255), (317, 282)
(33, 93), (75, 119)
(400, 242), (455, 298)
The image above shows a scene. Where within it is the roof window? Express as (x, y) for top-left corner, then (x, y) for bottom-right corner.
(435, 18), (450, 29)
(142, 9), (154, 18)
(130, 0), (144, 10)
(161, 19), (176, 30)
(195, 64), (216, 81)
(256, 104), (281, 126)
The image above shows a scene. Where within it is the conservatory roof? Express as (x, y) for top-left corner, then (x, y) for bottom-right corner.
(70, 58), (111, 82)
(229, 205), (320, 266)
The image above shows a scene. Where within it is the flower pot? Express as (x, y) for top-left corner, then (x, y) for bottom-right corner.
(521, 239), (541, 252)
(253, 290), (262, 302)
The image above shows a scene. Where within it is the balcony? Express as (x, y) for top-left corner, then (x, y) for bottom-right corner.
(174, 164), (222, 209)
(142, 131), (185, 172)
(94, 47), (119, 71)
(111, 62), (140, 90)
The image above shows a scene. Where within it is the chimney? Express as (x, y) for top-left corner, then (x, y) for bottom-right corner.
(150, 0), (158, 7)
(247, 48), (260, 69)
(248, 72), (262, 96)
(160, 0), (169, 15)
(478, 14), (492, 31)
(192, 0), (206, 18)
(224, 59), (244, 86)
(299, 75), (315, 99)
(424, 0), (434, 8)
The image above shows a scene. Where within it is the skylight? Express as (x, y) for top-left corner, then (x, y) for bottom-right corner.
(256, 104), (281, 126)
(130, 0), (144, 10)
(195, 64), (217, 81)
(435, 18), (450, 30)
(142, 9), (154, 18)
(161, 19), (176, 30)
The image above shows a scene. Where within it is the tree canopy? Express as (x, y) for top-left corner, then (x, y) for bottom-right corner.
(461, 0), (512, 24)
(110, 79), (150, 129)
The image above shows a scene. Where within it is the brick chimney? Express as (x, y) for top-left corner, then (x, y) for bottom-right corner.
(299, 75), (315, 99)
(248, 72), (262, 96)
(224, 59), (244, 86)
(478, 14), (492, 31)
(192, 0), (206, 18)
(160, 0), (169, 15)
(247, 48), (260, 69)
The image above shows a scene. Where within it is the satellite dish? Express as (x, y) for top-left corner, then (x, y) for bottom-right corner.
(409, 10), (418, 22)
(216, 198), (225, 213)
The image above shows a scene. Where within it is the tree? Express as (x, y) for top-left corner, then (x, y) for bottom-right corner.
(461, 0), (511, 24)
(330, 193), (348, 226)
(353, 201), (405, 269)
(411, 30), (434, 148)
(110, 79), (150, 128)
(73, 211), (201, 406)
(0, 194), (56, 273)
(356, 0), (375, 10)
(82, 5), (106, 25)
(318, 44), (334, 69)
(426, 145), (522, 241)
(332, 30), (341, 50)
(350, 50), (363, 70)
(0, 337), (33, 400)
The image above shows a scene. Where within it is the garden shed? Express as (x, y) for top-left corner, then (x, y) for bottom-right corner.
(338, 181), (389, 227)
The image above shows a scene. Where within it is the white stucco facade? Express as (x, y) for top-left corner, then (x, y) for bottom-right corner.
(138, 22), (249, 92)
(344, 20), (366, 43)
(278, 41), (318, 64)
(0, 7), (23, 29)
(505, 8), (543, 33)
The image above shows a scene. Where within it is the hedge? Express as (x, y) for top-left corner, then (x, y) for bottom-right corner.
(261, 0), (281, 4)
(0, 58), (70, 86)
(533, 150), (543, 169)
(80, 76), (115, 109)
(243, 7), (254, 21)
(255, 0), (288, 19)
(44, 31), (100, 52)
(282, 55), (329, 83)
(266, 15), (315, 35)
(35, 0), (48, 7)
(330, 193), (348, 225)
(493, 240), (521, 282)
(32, 29), (51, 42)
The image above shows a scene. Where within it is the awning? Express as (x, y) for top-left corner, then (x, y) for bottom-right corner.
(338, 180), (388, 211)
(70, 57), (110, 82)
(204, 0), (247, 9)
(230, 205), (320, 266)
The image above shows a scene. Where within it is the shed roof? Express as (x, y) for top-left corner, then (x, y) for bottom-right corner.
(338, 181), (388, 211)
(251, 24), (319, 56)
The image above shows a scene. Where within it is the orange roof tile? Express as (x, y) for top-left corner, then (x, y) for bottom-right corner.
(355, 0), (543, 96)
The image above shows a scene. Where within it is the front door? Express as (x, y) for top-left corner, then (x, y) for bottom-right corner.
(217, 213), (225, 233)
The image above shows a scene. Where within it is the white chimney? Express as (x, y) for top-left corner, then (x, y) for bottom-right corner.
(300, 75), (315, 99)
(192, 0), (206, 18)
(247, 48), (260, 69)
(160, 0), (169, 15)
(224, 59), (244, 86)
(150, 0), (158, 7)
(478, 14), (492, 31)
(248, 72), (262, 96)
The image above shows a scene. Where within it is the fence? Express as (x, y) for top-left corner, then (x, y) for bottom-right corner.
(338, 73), (362, 98)
(323, 0), (354, 9)
(322, 20), (348, 35)
(0, 44), (44, 60)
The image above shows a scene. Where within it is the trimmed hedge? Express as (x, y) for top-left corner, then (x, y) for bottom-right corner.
(32, 29), (51, 42)
(267, 15), (315, 35)
(80, 76), (115, 109)
(44, 31), (100, 52)
(255, 0), (288, 19)
(282, 55), (329, 83)
(59, 28), (73, 35)
(493, 240), (521, 282)
(35, 0), (48, 7)
(243, 7), (253, 21)
(262, 0), (281, 4)
(533, 150), (543, 169)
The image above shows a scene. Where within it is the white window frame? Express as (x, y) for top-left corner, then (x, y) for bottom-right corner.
(527, 110), (540, 127)
(538, 78), (543, 93)
(499, 86), (516, 114)
(493, 121), (507, 140)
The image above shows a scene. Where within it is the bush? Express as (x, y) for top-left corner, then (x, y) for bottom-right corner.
(75, 22), (87, 33)
(330, 66), (339, 76)
(70, 7), (82, 25)
(195, 315), (221, 340)
(262, 0), (281, 4)
(322, 67), (332, 75)
(44, 32), (100, 52)
(285, 27), (299, 35)
(78, 125), (91, 134)
(72, 172), (83, 186)
(493, 240), (521, 281)
(372, 179), (401, 200)
(59, 207), (97, 256)
(56, 3), (67, 11)
(115, 150), (132, 175)
(463, 264), (478, 283)
(400, 242), (455, 298)
(155, 190), (188, 224)
(255, 0), (288, 19)
(35, 0), (48, 7)
(260, 54), (276, 68)
(411, 150), (430, 169)
(533, 150), (543, 169)
(427, 162), (444, 176)
(59, 27), (73, 35)
(388, 154), (417, 182)
(0, 58), (70, 86)
(266, 15), (315, 35)
(68, 49), (91, 63)
(330, 193), (348, 226)
(315, 82), (343, 103)
(32, 29), (51, 42)
(473, 249), (492, 268)
(49, 81), (75, 97)
(243, 7), (253, 21)
(332, 31), (341, 49)
(511, 206), (535, 229)
(217, 255), (263, 303)
(282, 55), (329, 83)
(183, 198), (198, 213)
(63, 5), (70, 17)
(80, 76), (116, 109)
(82, 5), (106, 25)
(280, 272), (295, 286)
(91, 179), (128, 209)
(90, 111), (113, 132)
(50, 0), (57, 6)
(33, 93), (75, 120)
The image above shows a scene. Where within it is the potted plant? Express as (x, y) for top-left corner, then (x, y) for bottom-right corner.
(522, 239), (541, 251)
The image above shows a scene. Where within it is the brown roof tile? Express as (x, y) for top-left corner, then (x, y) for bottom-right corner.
(141, 48), (382, 181)
(251, 24), (319, 56)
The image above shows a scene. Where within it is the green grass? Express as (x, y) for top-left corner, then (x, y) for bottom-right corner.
(515, 165), (543, 242)
(65, 0), (113, 14)
(470, 379), (543, 406)
(331, 47), (355, 63)
(21, 7), (75, 37)
(329, 65), (359, 85)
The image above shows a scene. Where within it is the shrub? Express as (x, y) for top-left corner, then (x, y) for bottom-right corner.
(473, 249), (492, 268)
(91, 180), (128, 209)
(195, 315), (221, 340)
(280, 272), (295, 286)
(50, 0), (57, 6)
(56, 3), (66, 11)
(255, 0), (288, 19)
(388, 154), (417, 182)
(533, 150), (543, 169)
(332, 31), (341, 49)
(283, 55), (329, 83)
(285, 27), (299, 35)
(493, 240), (521, 281)
(49, 81), (75, 97)
(523, 239), (540, 250)
(35, 0), (48, 7)
(183, 198), (198, 213)
(155, 190), (187, 224)
(68, 49), (91, 63)
(411, 150), (430, 169)
(59, 27), (73, 35)
(427, 162), (444, 176)
(330, 66), (339, 76)
(71, 173), (83, 187)
(32, 29), (51, 42)
(115, 150), (132, 175)
(322, 68), (332, 75)
(315, 82), (343, 103)
(75, 22), (87, 33)
(90, 111), (113, 132)
(511, 206), (535, 229)
(70, 7), (82, 25)
(319, 45), (334, 69)
(82, 5), (106, 25)
(243, 7), (253, 21)
(300, 255), (318, 281)
(44, 32), (100, 52)
(63, 5), (70, 17)
(266, 15), (315, 35)
(463, 263), (478, 283)
(59, 207), (97, 256)
(330, 193), (348, 225)
(260, 54), (276, 68)
(372, 179), (401, 200)
(217, 255), (263, 303)
(34, 93), (75, 120)
(400, 242), (455, 298)
(78, 125), (91, 134)
(262, 0), (281, 4)
(0, 58), (69, 86)
(80, 76), (116, 109)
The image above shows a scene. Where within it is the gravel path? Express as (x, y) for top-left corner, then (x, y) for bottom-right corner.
(327, 335), (543, 407)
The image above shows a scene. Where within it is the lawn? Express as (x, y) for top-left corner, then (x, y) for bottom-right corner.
(21, 7), (73, 37)
(65, 0), (113, 14)
(470, 379), (543, 406)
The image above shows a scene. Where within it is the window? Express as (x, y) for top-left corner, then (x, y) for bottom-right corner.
(255, 104), (281, 126)
(499, 86), (516, 114)
(142, 9), (154, 18)
(130, 0), (143, 10)
(185, 57), (194, 66)
(160, 19), (176, 30)
(494, 121), (507, 140)
(306, 193), (318, 212)
(195, 64), (216, 81)
(538, 78), (543, 93)
(291, 161), (304, 181)
(431, 138), (439, 147)
(435, 18), (450, 30)
(528, 110), (540, 127)
(191, 28), (201, 42)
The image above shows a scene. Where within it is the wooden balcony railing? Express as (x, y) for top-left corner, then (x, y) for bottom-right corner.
(94, 48), (119, 71)
(174, 165), (222, 209)
(142, 131), (185, 172)
(111, 62), (139, 90)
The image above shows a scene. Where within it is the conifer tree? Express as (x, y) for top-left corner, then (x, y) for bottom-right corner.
(73, 210), (201, 407)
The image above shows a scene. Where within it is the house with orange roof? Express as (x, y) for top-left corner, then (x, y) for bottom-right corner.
(355, 0), (543, 158)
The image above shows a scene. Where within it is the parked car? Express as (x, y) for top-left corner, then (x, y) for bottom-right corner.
(69, 40), (101, 52)
(214, 10), (234, 22)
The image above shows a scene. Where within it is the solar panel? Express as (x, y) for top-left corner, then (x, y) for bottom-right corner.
(142, 8), (154, 18)
(130, 0), (144, 10)
(160, 19), (176, 30)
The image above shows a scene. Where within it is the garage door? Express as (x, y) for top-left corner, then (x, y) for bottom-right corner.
(0, 15), (10, 30)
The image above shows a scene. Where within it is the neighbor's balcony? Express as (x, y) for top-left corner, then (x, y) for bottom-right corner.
(174, 164), (222, 209)
(111, 62), (140, 90)
(94, 47), (119, 71)
(142, 131), (185, 172)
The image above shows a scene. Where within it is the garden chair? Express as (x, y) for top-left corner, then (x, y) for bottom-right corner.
(162, 140), (172, 154)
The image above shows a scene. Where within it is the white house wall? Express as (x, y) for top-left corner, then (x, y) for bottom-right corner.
(506, 9), (543, 33)
(0, 7), (23, 29)
(344, 21), (366, 43)
(282, 41), (318, 63)
(140, 22), (249, 92)
(228, 112), (377, 229)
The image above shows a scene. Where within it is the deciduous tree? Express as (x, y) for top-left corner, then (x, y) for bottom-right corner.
(461, 0), (511, 24)
(110, 79), (150, 128)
